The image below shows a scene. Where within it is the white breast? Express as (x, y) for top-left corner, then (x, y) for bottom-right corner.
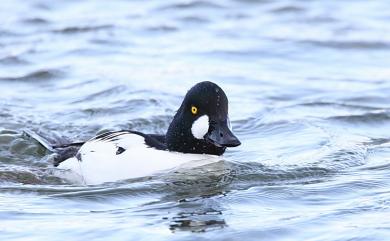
(57, 132), (220, 185)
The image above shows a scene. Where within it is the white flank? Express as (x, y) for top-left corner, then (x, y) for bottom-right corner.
(191, 115), (209, 139)
(58, 132), (220, 185)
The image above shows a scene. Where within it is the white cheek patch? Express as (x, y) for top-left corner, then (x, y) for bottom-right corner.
(191, 115), (209, 139)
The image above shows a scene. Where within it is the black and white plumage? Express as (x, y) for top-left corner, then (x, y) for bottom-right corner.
(28, 81), (241, 184)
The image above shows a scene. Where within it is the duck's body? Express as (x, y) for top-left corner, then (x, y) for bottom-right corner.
(29, 81), (241, 184)
(59, 131), (220, 184)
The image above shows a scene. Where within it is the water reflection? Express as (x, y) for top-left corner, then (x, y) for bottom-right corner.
(169, 202), (226, 233)
(159, 161), (234, 232)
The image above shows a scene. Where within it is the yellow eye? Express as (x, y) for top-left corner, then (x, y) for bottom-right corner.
(191, 106), (198, 115)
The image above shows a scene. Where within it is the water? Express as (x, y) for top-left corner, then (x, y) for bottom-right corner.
(1, 0), (390, 240)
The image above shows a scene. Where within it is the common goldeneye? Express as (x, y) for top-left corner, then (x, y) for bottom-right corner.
(27, 81), (241, 184)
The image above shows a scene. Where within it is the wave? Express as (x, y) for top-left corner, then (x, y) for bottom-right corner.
(0, 69), (64, 82)
(329, 112), (390, 124)
(0, 56), (30, 65)
(158, 1), (224, 11)
(52, 25), (113, 34)
(300, 40), (390, 50)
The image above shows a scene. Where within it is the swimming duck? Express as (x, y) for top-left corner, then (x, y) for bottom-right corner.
(27, 81), (241, 184)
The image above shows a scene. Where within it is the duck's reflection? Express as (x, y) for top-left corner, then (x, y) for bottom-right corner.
(161, 160), (235, 232)
(169, 205), (226, 232)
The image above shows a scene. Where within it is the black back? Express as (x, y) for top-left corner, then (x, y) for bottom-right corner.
(92, 130), (167, 151)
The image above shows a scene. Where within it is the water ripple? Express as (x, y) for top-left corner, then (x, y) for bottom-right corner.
(52, 25), (114, 34)
(329, 111), (390, 124)
(0, 56), (30, 65)
(21, 17), (49, 25)
(158, 1), (225, 10)
(301, 40), (390, 50)
(0, 69), (64, 82)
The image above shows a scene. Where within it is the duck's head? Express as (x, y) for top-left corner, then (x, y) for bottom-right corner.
(166, 81), (241, 155)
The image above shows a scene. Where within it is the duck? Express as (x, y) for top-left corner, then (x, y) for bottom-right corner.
(27, 81), (241, 184)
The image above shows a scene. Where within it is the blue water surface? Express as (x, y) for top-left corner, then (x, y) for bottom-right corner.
(1, 0), (390, 240)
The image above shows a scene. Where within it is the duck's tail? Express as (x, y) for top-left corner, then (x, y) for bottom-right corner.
(23, 129), (84, 166)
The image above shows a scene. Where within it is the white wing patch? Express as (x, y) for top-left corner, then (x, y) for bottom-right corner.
(57, 131), (219, 185)
(191, 115), (209, 139)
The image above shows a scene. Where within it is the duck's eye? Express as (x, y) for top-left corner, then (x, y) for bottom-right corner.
(191, 106), (198, 115)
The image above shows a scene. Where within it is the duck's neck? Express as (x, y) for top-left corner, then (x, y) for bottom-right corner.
(165, 112), (225, 156)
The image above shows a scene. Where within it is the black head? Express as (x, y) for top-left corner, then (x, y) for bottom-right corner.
(166, 81), (241, 155)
